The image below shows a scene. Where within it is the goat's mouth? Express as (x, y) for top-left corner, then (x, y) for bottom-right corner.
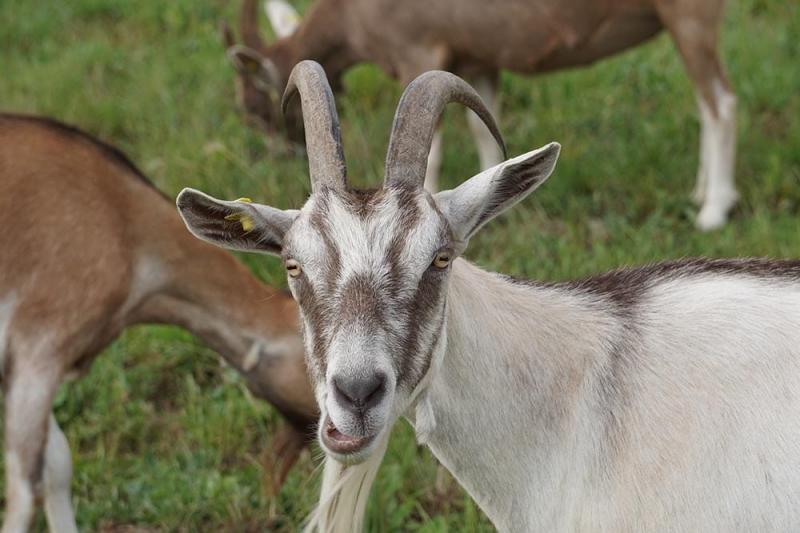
(320, 414), (376, 457)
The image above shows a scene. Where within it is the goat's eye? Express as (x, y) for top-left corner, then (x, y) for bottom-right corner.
(432, 252), (451, 269)
(285, 259), (302, 278)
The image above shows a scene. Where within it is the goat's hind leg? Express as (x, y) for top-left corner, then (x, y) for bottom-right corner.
(658, 0), (737, 230)
(43, 415), (78, 533)
(2, 364), (62, 533)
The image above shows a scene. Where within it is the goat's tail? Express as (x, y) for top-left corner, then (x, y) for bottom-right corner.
(303, 434), (389, 533)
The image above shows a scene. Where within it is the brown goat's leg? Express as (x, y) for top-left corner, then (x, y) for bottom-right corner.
(465, 71), (503, 171)
(657, 0), (737, 230)
(2, 363), (62, 533)
(42, 415), (77, 533)
(261, 424), (306, 498)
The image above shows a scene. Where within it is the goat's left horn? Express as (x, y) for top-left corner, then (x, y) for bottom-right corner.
(282, 61), (347, 191)
(384, 71), (506, 189)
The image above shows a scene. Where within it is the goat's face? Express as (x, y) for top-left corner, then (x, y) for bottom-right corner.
(176, 62), (561, 464)
(226, 46), (305, 143)
(281, 186), (452, 461)
(221, 0), (305, 142)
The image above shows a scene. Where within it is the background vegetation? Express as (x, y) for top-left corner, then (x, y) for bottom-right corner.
(1, 0), (798, 530)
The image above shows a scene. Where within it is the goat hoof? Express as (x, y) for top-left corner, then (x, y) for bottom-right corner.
(696, 190), (739, 231)
(696, 208), (727, 231)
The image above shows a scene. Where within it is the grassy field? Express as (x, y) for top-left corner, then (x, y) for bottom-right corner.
(1, 0), (799, 530)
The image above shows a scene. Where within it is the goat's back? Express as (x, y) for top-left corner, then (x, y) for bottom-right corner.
(0, 115), (172, 354)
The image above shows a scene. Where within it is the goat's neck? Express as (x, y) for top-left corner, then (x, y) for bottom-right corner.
(418, 259), (620, 530)
(131, 234), (298, 374)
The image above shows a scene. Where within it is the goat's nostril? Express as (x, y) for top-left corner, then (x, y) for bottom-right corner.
(332, 372), (387, 411)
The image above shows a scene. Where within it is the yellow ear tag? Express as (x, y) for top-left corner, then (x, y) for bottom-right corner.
(236, 197), (252, 203)
(224, 211), (255, 232)
(239, 214), (255, 232)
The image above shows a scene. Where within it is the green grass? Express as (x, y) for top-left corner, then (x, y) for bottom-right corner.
(1, 0), (799, 530)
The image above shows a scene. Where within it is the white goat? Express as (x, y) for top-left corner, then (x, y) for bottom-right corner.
(225, 0), (737, 230)
(178, 61), (800, 532)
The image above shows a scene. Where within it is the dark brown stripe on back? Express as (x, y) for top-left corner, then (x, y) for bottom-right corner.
(0, 113), (163, 196)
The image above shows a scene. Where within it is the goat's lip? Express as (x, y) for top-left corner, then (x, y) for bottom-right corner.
(320, 414), (375, 455)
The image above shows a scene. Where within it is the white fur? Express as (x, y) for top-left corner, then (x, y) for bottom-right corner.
(326, 323), (395, 439)
(304, 434), (389, 533)
(0, 293), (17, 371)
(2, 337), (60, 533)
(43, 416), (78, 533)
(695, 80), (738, 231)
(241, 341), (262, 372)
(417, 261), (800, 531)
(120, 255), (167, 317)
(2, 451), (34, 533)
(308, 257), (800, 531)
(265, 0), (301, 38)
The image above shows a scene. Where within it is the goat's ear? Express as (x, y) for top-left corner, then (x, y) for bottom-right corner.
(226, 45), (277, 85)
(434, 142), (560, 244)
(220, 20), (236, 49)
(264, 0), (300, 38)
(176, 188), (298, 256)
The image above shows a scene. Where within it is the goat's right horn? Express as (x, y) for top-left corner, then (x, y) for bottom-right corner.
(384, 71), (506, 189)
(281, 61), (347, 191)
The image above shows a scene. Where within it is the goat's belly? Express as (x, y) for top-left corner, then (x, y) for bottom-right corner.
(531, 12), (664, 74)
(446, 5), (663, 74)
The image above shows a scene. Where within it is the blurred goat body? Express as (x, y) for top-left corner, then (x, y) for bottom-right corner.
(0, 115), (316, 533)
(227, 0), (736, 230)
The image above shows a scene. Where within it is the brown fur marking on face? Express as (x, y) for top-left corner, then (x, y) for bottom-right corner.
(397, 266), (448, 389)
(335, 273), (387, 332)
(294, 275), (330, 382)
(341, 188), (386, 219)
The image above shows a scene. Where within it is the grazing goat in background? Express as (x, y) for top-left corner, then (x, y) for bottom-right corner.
(0, 114), (317, 533)
(222, 0), (737, 230)
(179, 61), (800, 532)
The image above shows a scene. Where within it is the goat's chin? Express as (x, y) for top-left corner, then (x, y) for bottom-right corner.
(318, 412), (386, 465)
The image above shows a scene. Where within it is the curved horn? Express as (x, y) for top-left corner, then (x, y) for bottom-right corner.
(240, 0), (265, 49)
(384, 71), (506, 189)
(281, 61), (347, 191)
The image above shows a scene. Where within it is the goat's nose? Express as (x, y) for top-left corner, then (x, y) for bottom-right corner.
(332, 372), (387, 412)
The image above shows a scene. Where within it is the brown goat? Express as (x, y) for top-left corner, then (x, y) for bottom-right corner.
(224, 0), (736, 231)
(0, 114), (316, 532)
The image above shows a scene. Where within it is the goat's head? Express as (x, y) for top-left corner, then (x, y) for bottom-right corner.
(222, 0), (304, 141)
(177, 61), (560, 463)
